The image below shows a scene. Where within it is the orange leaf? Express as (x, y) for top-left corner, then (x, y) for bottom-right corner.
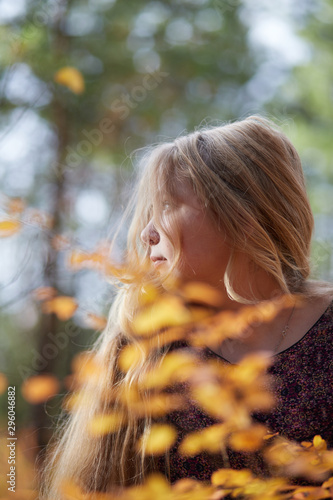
(21, 374), (60, 404)
(132, 295), (192, 335)
(228, 425), (268, 452)
(87, 413), (126, 436)
(0, 372), (8, 394)
(211, 468), (254, 487)
(138, 283), (159, 305)
(118, 344), (144, 372)
(179, 424), (228, 456)
(181, 281), (224, 307)
(68, 250), (104, 270)
(70, 351), (105, 386)
(0, 219), (21, 237)
(60, 479), (86, 500)
(137, 424), (177, 455)
(42, 296), (78, 320)
(313, 435), (327, 451)
(54, 66), (85, 94)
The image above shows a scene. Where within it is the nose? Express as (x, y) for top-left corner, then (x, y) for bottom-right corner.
(140, 219), (160, 246)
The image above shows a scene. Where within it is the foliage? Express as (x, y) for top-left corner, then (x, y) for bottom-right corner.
(0, 0), (333, 497)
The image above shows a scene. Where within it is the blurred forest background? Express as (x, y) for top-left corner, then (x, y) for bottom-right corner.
(0, 0), (333, 496)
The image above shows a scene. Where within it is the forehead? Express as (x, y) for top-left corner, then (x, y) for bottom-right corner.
(146, 143), (202, 210)
(156, 176), (203, 213)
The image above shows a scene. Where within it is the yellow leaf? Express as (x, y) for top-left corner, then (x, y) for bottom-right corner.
(87, 413), (126, 436)
(211, 468), (254, 487)
(71, 351), (105, 385)
(322, 476), (333, 489)
(68, 249), (106, 271)
(179, 424), (228, 456)
(135, 393), (183, 418)
(138, 424), (177, 455)
(133, 295), (192, 335)
(21, 374), (60, 404)
(313, 435), (327, 451)
(0, 372), (8, 394)
(54, 66), (85, 94)
(0, 219), (21, 237)
(172, 478), (201, 493)
(141, 351), (196, 389)
(228, 425), (268, 452)
(139, 283), (159, 305)
(181, 281), (224, 307)
(42, 296), (78, 320)
(60, 479), (86, 500)
(118, 344), (144, 372)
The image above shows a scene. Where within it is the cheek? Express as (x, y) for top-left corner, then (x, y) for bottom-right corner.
(180, 217), (230, 270)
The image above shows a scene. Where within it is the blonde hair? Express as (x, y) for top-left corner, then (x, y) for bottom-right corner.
(39, 115), (317, 497)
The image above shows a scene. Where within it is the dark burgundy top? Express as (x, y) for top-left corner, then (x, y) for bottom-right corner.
(156, 300), (333, 483)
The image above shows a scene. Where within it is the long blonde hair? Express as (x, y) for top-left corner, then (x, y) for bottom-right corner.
(39, 115), (317, 497)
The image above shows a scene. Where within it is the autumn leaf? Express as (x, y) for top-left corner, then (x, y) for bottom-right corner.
(54, 66), (85, 94)
(313, 435), (327, 452)
(137, 424), (177, 455)
(181, 281), (224, 307)
(322, 476), (333, 489)
(60, 479), (86, 500)
(21, 374), (60, 404)
(132, 295), (192, 335)
(68, 249), (106, 271)
(211, 468), (254, 488)
(140, 351), (197, 389)
(138, 283), (159, 305)
(0, 373), (8, 394)
(42, 296), (78, 320)
(118, 343), (145, 372)
(131, 393), (184, 418)
(228, 425), (268, 452)
(179, 424), (228, 456)
(70, 351), (105, 386)
(0, 219), (21, 237)
(87, 413), (126, 436)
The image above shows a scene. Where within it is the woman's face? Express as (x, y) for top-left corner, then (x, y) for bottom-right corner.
(140, 179), (232, 289)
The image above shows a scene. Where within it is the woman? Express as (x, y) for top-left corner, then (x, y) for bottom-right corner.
(40, 116), (333, 496)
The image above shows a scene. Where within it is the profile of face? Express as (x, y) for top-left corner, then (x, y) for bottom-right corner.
(140, 179), (232, 290)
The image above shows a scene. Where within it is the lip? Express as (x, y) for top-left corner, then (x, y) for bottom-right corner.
(150, 256), (167, 267)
